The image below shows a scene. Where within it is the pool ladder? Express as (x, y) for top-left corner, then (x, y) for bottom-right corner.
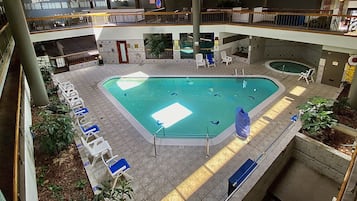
(153, 126), (165, 157)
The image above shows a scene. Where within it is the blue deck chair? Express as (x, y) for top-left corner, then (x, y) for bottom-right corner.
(101, 154), (132, 179)
(77, 118), (100, 141)
(206, 53), (216, 68)
(73, 107), (89, 119)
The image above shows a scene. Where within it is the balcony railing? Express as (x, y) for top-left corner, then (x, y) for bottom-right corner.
(26, 10), (357, 35)
(0, 24), (15, 98)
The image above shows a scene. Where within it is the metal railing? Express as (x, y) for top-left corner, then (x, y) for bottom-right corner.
(26, 10), (357, 34)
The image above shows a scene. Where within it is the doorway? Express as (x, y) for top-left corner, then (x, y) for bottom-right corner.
(116, 41), (129, 63)
(321, 51), (349, 87)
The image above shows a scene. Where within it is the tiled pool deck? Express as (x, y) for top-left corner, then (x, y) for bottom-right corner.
(54, 60), (342, 201)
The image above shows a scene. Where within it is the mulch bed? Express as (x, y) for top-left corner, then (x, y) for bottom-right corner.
(35, 143), (94, 201)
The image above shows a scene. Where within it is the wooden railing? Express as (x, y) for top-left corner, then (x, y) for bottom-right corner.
(26, 10), (357, 34)
(13, 67), (23, 201)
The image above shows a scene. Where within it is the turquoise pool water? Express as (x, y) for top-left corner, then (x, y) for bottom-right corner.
(102, 76), (279, 140)
(266, 60), (311, 74)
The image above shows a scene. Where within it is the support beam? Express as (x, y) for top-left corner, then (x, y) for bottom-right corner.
(4, 0), (49, 106)
(348, 69), (357, 109)
(192, 0), (200, 55)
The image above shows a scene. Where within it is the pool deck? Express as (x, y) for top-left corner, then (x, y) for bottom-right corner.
(54, 60), (342, 201)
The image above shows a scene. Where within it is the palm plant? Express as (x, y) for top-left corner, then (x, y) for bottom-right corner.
(145, 34), (168, 58)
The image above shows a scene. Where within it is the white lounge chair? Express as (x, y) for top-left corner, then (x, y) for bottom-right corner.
(80, 136), (112, 165)
(298, 68), (315, 84)
(221, 51), (232, 66)
(61, 90), (80, 104)
(68, 96), (85, 110)
(195, 53), (206, 69)
(206, 53), (216, 68)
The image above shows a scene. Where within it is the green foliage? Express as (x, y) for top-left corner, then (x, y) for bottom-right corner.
(32, 64), (74, 155)
(145, 34), (168, 58)
(48, 184), (63, 200)
(93, 178), (133, 201)
(37, 166), (48, 187)
(31, 109), (74, 155)
(117, 178), (134, 201)
(46, 99), (70, 114)
(40, 66), (54, 85)
(297, 96), (337, 135)
(75, 179), (87, 190)
(40, 66), (58, 97)
(334, 97), (351, 112)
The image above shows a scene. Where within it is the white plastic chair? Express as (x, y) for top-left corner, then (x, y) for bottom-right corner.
(195, 53), (205, 69)
(221, 51), (232, 66)
(80, 136), (112, 165)
(298, 68), (315, 84)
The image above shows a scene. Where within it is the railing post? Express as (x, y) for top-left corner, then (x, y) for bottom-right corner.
(248, 12), (253, 24)
(206, 133), (210, 158)
(153, 132), (157, 158)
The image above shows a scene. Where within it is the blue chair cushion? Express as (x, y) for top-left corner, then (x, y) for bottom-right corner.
(82, 124), (100, 133)
(207, 54), (214, 64)
(109, 158), (131, 175)
(74, 107), (89, 117)
(229, 158), (257, 188)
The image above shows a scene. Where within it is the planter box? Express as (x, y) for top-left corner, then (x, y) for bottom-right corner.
(293, 132), (351, 183)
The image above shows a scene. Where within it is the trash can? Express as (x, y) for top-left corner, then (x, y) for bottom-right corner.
(98, 55), (103, 65)
(235, 107), (250, 139)
(228, 158), (257, 195)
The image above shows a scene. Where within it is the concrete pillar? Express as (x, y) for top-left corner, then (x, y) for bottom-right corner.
(192, 0), (200, 55)
(4, 0), (49, 106)
(348, 68), (357, 109)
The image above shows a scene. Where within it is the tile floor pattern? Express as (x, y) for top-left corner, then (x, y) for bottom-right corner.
(55, 60), (342, 201)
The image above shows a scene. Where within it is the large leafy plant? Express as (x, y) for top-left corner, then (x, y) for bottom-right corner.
(94, 178), (133, 201)
(31, 108), (74, 155)
(31, 64), (74, 155)
(297, 96), (337, 135)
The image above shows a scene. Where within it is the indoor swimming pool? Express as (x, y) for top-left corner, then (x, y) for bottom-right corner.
(100, 72), (283, 145)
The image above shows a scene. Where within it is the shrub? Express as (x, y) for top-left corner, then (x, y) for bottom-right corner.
(94, 178), (133, 201)
(297, 96), (337, 135)
(31, 107), (74, 155)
